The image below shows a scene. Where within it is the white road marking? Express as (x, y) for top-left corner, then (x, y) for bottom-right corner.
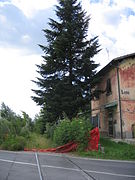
(0, 158), (36, 166)
(65, 155), (135, 164)
(0, 157), (135, 178)
(85, 169), (135, 178)
(35, 153), (44, 180)
(42, 164), (135, 178)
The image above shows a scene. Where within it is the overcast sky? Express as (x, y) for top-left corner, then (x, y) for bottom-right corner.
(0, 0), (135, 118)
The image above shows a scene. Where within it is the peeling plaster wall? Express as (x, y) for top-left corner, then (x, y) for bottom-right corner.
(91, 67), (119, 136)
(119, 58), (135, 138)
(91, 57), (135, 138)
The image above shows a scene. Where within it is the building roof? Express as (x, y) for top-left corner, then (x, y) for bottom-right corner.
(97, 52), (135, 77)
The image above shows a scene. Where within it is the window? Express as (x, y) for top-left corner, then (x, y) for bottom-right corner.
(91, 114), (100, 128)
(106, 78), (112, 95)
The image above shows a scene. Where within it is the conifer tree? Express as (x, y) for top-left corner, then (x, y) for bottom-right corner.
(32, 0), (100, 122)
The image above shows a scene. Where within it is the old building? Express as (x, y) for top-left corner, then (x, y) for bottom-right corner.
(91, 53), (135, 139)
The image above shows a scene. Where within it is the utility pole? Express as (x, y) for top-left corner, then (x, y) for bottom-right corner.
(116, 65), (123, 139)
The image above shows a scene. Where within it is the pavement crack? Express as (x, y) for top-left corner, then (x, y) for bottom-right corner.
(63, 155), (97, 180)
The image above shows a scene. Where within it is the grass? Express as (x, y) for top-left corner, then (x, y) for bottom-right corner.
(75, 137), (135, 160)
(25, 133), (55, 149)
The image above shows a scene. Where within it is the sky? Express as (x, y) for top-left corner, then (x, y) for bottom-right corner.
(0, 0), (135, 119)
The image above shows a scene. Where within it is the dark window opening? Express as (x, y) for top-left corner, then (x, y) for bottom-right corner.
(106, 78), (112, 95)
(91, 114), (100, 128)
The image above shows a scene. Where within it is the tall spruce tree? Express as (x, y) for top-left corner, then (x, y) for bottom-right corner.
(32, 0), (101, 122)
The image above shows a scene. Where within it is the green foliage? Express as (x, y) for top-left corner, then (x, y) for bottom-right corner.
(0, 119), (13, 144)
(53, 119), (71, 145)
(77, 137), (135, 160)
(0, 103), (33, 134)
(32, 0), (101, 122)
(45, 123), (56, 139)
(0, 102), (16, 121)
(1, 136), (26, 151)
(53, 117), (92, 150)
(21, 111), (34, 132)
(33, 113), (46, 134)
(0, 102), (33, 150)
(20, 127), (30, 138)
(99, 137), (135, 160)
(25, 133), (55, 149)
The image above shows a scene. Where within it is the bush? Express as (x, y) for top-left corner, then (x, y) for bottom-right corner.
(53, 117), (92, 150)
(1, 136), (26, 151)
(20, 127), (30, 138)
(0, 119), (13, 143)
(53, 119), (71, 145)
(45, 123), (56, 139)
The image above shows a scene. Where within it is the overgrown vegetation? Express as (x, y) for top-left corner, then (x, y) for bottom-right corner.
(25, 133), (55, 149)
(0, 103), (33, 151)
(0, 102), (135, 161)
(0, 102), (92, 151)
(53, 117), (92, 150)
(1, 136), (26, 151)
(76, 137), (135, 160)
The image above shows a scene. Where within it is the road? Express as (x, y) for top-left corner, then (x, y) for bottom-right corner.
(0, 150), (135, 180)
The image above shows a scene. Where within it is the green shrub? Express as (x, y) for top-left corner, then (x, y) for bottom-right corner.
(53, 119), (71, 145)
(45, 123), (56, 139)
(20, 127), (30, 138)
(0, 119), (13, 143)
(1, 136), (26, 151)
(71, 119), (92, 150)
(53, 117), (92, 150)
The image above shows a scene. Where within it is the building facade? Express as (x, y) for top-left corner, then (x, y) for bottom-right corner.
(91, 53), (135, 139)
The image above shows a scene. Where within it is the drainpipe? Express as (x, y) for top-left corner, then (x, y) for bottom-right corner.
(116, 65), (123, 139)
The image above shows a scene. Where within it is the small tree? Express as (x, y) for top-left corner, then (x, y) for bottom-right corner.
(33, 110), (46, 134)
(21, 111), (33, 132)
(0, 102), (16, 121)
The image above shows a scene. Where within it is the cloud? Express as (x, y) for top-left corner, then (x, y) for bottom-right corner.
(0, 14), (7, 23)
(103, 8), (122, 26)
(115, 15), (135, 53)
(0, 47), (42, 118)
(82, 0), (135, 67)
(0, 0), (11, 7)
(0, 4), (30, 48)
(10, 0), (57, 18)
(0, 3), (55, 54)
(21, 34), (31, 44)
(113, 0), (135, 11)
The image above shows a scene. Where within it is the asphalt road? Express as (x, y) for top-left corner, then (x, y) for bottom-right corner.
(0, 150), (135, 180)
